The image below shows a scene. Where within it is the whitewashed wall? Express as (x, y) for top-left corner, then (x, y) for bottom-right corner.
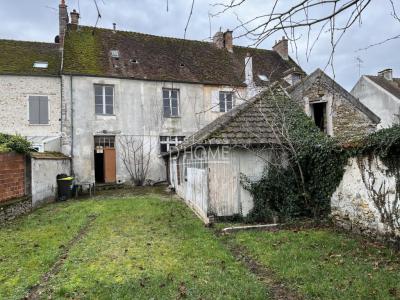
(331, 156), (399, 238)
(170, 147), (271, 219)
(351, 76), (400, 128)
(0, 75), (61, 137)
(62, 75), (246, 183)
(31, 157), (71, 207)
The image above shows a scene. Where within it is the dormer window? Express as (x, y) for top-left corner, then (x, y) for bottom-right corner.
(110, 50), (120, 59)
(33, 61), (48, 69)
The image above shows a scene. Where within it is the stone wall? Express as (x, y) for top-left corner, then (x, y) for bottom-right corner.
(0, 75), (61, 137)
(0, 196), (31, 223)
(331, 155), (399, 240)
(0, 153), (26, 203)
(290, 70), (378, 142)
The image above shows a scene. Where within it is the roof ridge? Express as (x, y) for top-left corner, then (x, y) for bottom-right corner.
(0, 39), (58, 46)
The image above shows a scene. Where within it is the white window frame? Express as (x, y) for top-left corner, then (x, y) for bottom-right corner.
(160, 136), (185, 153)
(219, 91), (234, 112)
(162, 88), (180, 118)
(95, 84), (114, 115)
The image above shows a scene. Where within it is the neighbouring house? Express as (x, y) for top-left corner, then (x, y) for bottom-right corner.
(166, 86), (287, 222)
(0, 39), (62, 152)
(351, 69), (400, 128)
(57, 1), (302, 185)
(289, 69), (380, 141)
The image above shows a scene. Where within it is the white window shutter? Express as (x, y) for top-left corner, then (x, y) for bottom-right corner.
(211, 90), (219, 112)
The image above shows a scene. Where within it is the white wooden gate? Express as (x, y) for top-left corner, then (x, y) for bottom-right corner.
(185, 168), (208, 222)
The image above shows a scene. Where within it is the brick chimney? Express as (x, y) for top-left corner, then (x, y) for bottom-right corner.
(70, 9), (80, 30)
(378, 68), (393, 81)
(223, 30), (233, 53)
(273, 36), (288, 60)
(213, 30), (233, 52)
(58, 0), (69, 45)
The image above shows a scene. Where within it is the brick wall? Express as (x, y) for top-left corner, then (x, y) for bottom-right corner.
(0, 153), (25, 203)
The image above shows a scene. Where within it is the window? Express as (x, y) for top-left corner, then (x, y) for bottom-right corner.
(219, 91), (233, 112)
(110, 50), (120, 59)
(29, 96), (49, 125)
(160, 136), (184, 153)
(33, 61), (48, 69)
(94, 136), (115, 148)
(163, 89), (179, 117)
(95, 85), (114, 115)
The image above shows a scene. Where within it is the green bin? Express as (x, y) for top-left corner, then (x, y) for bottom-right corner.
(57, 175), (74, 201)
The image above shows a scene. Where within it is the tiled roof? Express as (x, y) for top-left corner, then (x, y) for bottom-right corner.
(290, 69), (380, 124)
(63, 26), (301, 86)
(171, 85), (288, 150)
(0, 39), (61, 76)
(366, 75), (400, 100)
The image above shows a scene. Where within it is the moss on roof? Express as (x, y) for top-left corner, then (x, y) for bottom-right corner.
(63, 26), (300, 85)
(0, 39), (61, 76)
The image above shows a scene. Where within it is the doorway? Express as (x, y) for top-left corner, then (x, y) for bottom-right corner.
(311, 102), (327, 132)
(94, 136), (116, 183)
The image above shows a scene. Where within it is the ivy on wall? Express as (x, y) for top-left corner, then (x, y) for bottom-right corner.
(241, 93), (348, 223)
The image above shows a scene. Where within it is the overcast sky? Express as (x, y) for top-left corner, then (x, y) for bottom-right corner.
(1, 0), (399, 90)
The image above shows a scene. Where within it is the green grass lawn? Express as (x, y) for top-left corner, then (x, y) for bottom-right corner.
(0, 191), (267, 299)
(225, 228), (400, 299)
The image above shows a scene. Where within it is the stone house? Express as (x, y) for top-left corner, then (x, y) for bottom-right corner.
(351, 69), (400, 128)
(167, 87), (286, 222)
(57, 1), (301, 185)
(289, 69), (380, 141)
(0, 40), (62, 151)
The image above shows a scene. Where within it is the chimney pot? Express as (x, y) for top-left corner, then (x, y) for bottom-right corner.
(70, 9), (80, 28)
(272, 37), (288, 60)
(378, 68), (393, 81)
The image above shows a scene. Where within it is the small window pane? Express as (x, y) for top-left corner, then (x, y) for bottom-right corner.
(163, 90), (169, 99)
(105, 86), (113, 96)
(95, 105), (103, 114)
(95, 85), (103, 96)
(105, 105), (113, 115)
(171, 106), (178, 116)
(171, 90), (177, 99)
(219, 93), (225, 112)
(105, 95), (113, 105)
(95, 95), (103, 105)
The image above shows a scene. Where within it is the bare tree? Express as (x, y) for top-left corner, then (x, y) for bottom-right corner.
(209, 0), (400, 72)
(119, 135), (154, 186)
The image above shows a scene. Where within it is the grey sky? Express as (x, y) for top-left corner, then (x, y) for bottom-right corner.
(1, 0), (399, 89)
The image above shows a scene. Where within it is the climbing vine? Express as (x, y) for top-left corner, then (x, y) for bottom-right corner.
(241, 92), (348, 223)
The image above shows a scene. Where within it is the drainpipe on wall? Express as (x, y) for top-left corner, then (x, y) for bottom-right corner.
(70, 75), (74, 176)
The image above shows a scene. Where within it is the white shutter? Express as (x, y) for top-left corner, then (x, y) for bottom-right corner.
(211, 90), (220, 112)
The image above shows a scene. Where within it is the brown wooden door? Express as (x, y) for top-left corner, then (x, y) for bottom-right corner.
(103, 148), (116, 183)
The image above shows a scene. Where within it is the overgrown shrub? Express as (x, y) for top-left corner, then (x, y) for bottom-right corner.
(242, 91), (348, 223)
(0, 133), (31, 154)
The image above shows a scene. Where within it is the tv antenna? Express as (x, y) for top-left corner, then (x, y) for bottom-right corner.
(356, 56), (364, 77)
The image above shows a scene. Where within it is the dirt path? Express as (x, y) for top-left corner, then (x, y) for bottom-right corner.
(25, 214), (97, 300)
(217, 230), (303, 300)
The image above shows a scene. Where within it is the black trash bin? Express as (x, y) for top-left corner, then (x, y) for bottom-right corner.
(57, 174), (74, 201)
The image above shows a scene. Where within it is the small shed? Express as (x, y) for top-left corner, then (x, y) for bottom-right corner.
(166, 87), (286, 222)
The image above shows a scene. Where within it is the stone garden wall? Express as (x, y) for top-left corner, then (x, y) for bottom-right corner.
(331, 155), (399, 240)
